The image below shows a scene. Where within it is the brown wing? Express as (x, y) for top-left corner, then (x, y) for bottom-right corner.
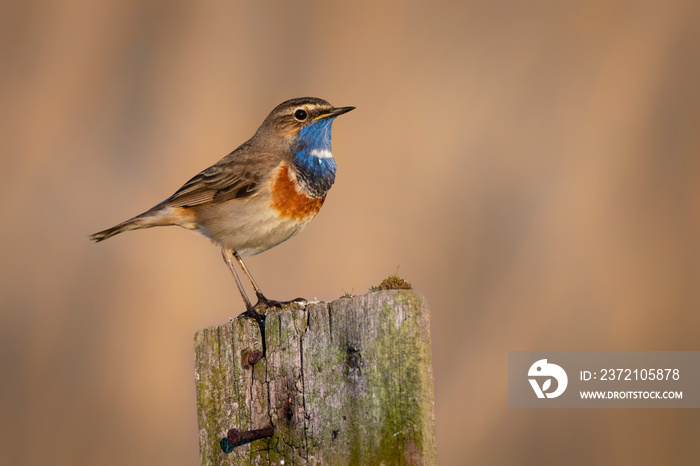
(166, 141), (280, 208)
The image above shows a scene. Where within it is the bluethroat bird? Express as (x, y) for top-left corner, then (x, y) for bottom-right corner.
(89, 97), (354, 348)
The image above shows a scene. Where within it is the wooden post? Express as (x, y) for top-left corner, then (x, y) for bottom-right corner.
(194, 289), (437, 465)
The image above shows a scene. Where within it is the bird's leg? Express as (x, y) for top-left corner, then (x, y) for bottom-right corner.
(222, 249), (266, 356)
(232, 251), (307, 309)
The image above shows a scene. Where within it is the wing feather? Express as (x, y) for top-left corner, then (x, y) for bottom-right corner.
(165, 142), (280, 208)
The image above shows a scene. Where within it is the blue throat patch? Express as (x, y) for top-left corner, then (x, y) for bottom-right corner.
(293, 118), (337, 198)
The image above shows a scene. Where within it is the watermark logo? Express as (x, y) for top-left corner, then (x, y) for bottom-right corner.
(510, 352), (698, 408)
(528, 359), (568, 398)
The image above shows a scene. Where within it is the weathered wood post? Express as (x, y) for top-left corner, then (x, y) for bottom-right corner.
(194, 287), (437, 465)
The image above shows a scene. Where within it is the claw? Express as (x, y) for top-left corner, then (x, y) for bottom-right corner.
(254, 293), (307, 310)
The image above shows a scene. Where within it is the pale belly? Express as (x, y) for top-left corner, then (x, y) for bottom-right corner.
(191, 194), (317, 256)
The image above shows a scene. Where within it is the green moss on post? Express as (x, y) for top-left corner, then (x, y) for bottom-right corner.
(194, 290), (437, 465)
(370, 275), (413, 291)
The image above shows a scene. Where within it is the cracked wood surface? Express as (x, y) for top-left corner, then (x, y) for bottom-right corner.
(194, 290), (437, 465)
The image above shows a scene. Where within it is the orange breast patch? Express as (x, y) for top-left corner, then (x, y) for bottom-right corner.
(270, 164), (326, 220)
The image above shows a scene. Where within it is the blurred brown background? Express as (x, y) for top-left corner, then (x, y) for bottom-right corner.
(1, 0), (699, 465)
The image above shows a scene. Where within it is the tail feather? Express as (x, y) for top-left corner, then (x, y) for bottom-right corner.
(88, 217), (145, 242)
(88, 203), (196, 242)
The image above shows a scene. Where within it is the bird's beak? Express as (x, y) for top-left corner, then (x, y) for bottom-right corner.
(315, 106), (355, 120)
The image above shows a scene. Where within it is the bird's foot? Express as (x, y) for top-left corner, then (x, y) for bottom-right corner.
(254, 293), (307, 310)
(239, 306), (266, 324)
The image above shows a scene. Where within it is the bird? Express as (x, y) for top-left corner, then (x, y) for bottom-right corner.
(89, 97), (354, 338)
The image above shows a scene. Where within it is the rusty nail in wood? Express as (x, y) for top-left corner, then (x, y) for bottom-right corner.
(247, 350), (263, 366)
(220, 425), (274, 453)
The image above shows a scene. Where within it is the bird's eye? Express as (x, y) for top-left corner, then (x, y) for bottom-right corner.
(294, 109), (308, 121)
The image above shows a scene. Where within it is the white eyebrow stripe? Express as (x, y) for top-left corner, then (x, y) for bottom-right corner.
(310, 148), (333, 159)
